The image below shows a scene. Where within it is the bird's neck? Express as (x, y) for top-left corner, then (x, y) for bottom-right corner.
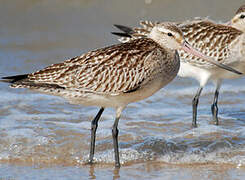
(148, 28), (174, 52)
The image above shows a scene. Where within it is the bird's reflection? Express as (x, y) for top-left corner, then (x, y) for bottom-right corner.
(113, 167), (120, 180)
(89, 164), (96, 179)
(88, 164), (120, 180)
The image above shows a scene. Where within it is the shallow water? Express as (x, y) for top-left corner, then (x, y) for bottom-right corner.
(1, 0), (245, 179)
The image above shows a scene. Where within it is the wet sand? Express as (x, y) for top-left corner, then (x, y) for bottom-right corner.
(1, 162), (245, 180)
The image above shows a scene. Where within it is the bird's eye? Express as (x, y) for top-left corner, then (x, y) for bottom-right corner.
(240, 14), (245, 19)
(167, 32), (173, 37)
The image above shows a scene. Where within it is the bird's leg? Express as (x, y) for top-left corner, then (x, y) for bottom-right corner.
(211, 81), (221, 125)
(112, 107), (123, 168)
(88, 107), (104, 164)
(211, 89), (219, 125)
(112, 117), (120, 167)
(192, 87), (203, 128)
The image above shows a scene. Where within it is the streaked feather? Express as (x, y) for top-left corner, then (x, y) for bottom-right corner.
(113, 19), (243, 68)
(7, 38), (177, 96)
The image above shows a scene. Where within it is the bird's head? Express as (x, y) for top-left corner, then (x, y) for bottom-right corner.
(230, 5), (245, 32)
(148, 22), (242, 75)
(148, 22), (185, 50)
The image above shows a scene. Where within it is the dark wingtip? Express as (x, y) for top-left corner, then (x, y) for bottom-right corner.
(111, 32), (132, 38)
(1, 74), (29, 83)
(113, 24), (134, 34)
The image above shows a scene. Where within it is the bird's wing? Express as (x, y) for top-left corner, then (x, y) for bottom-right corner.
(113, 19), (243, 68)
(113, 20), (160, 43)
(178, 20), (243, 67)
(14, 38), (167, 95)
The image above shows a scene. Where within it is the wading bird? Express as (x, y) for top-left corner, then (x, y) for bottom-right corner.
(1, 23), (240, 167)
(112, 5), (245, 127)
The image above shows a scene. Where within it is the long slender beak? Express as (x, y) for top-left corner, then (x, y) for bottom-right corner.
(181, 41), (242, 75)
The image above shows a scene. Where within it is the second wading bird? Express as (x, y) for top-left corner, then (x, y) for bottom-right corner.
(112, 5), (245, 127)
(0, 23), (241, 167)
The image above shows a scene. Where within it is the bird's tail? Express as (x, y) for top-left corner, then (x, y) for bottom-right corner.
(111, 24), (134, 37)
(1, 73), (65, 92)
(0, 74), (29, 83)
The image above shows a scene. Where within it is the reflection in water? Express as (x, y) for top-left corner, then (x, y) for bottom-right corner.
(89, 165), (96, 180)
(113, 168), (120, 180)
(88, 164), (120, 180)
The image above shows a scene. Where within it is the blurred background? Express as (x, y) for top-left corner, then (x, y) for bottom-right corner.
(1, 0), (245, 179)
(0, 0), (244, 74)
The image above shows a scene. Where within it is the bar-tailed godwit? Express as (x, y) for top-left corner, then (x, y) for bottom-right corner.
(112, 6), (245, 127)
(1, 23), (239, 167)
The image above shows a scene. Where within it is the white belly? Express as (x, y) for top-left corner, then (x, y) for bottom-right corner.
(177, 60), (245, 86)
(177, 62), (212, 86)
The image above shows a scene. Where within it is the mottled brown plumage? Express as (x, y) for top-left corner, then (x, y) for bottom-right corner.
(3, 21), (239, 167)
(4, 23), (204, 168)
(115, 19), (243, 67)
(10, 38), (178, 98)
(178, 20), (243, 66)
(3, 14), (242, 167)
(112, 7), (245, 127)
